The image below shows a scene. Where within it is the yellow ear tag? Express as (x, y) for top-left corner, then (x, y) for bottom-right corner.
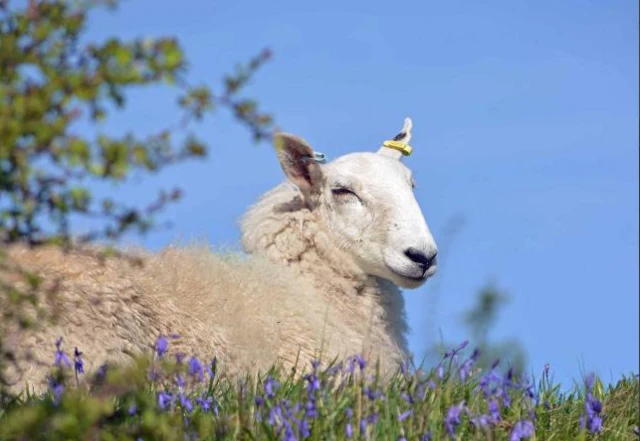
(382, 140), (413, 156)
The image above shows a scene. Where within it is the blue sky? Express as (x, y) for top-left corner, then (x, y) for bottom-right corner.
(82, 1), (638, 387)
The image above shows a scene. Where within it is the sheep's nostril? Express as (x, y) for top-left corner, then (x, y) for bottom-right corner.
(404, 248), (437, 274)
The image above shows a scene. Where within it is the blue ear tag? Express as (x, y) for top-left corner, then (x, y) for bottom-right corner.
(302, 151), (327, 164)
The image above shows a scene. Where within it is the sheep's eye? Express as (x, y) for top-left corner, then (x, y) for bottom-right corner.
(331, 187), (359, 201)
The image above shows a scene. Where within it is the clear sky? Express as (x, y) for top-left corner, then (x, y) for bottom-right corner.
(81, 1), (638, 387)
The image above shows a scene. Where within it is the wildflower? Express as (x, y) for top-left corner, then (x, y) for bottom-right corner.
(421, 431), (432, 441)
(179, 393), (193, 413)
(444, 401), (465, 438)
(447, 340), (468, 357)
(478, 368), (502, 397)
(470, 414), (490, 428)
(187, 356), (204, 382)
(54, 337), (71, 368)
(73, 347), (84, 374)
(264, 376), (279, 398)
(128, 404), (137, 415)
(457, 348), (479, 381)
(176, 374), (186, 388)
(345, 423), (353, 439)
(304, 372), (321, 393)
(398, 410), (413, 422)
(355, 354), (367, 370)
(348, 357), (356, 374)
(310, 359), (321, 371)
(364, 386), (382, 401)
(509, 419), (535, 441)
(155, 336), (168, 358)
(488, 399), (501, 423)
(580, 372), (603, 434)
(158, 391), (173, 410)
(48, 376), (64, 405)
(305, 398), (318, 418)
(298, 418), (311, 439)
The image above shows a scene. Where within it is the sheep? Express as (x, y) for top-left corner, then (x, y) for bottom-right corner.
(0, 118), (438, 394)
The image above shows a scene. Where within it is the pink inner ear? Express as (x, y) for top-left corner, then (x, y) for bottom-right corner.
(277, 146), (312, 187)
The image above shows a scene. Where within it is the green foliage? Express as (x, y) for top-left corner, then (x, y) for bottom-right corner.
(0, 0), (273, 247)
(0, 344), (637, 441)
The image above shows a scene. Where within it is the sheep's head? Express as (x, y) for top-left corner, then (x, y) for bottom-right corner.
(274, 118), (438, 289)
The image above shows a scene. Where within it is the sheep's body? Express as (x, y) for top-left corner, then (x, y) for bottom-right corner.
(1, 119), (438, 394)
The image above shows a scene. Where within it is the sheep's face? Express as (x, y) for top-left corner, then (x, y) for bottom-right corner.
(274, 119), (438, 289)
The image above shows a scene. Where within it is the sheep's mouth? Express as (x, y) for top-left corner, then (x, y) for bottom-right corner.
(387, 264), (436, 286)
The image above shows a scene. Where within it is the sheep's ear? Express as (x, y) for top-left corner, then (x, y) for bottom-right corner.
(274, 133), (324, 195)
(377, 117), (413, 160)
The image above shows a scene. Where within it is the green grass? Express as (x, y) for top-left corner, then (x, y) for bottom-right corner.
(0, 339), (637, 441)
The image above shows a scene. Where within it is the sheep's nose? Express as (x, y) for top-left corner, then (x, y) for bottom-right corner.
(404, 248), (438, 274)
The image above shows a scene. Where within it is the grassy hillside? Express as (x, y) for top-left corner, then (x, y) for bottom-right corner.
(0, 337), (637, 441)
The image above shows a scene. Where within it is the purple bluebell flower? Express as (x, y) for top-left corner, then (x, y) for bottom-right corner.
(128, 404), (137, 416)
(364, 386), (382, 401)
(304, 373), (320, 393)
(345, 407), (353, 419)
(179, 393), (193, 413)
(398, 410), (413, 422)
(157, 391), (173, 410)
(155, 336), (168, 358)
(196, 396), (213, 412)
(305, 398), (317, 418)
(310, 359), (321, 371)
(265, 376), (279, 398)
(187, 356), (204, 382)
(73, 347), (84, 374)
(176, 374), (186, 388)
(458, 348), (479, 381)
(488, 399), (501, 423)
(54, 337), (71, 368)
(421, 431), (432, 441)
(345, 423), (353, 439)
(48, 376), (64, 404)
(509, 419), (535, 441)
(580, 372), (603, 434)
(444, 401), (465, 438)
(479, 368), (502, 397)
(348, 357), (356, 374)
(584, 373), (596, 391)
(470, 414), (490, 428)
(298, 418), (311, 439)
(445, 340), (469, 358)
(355, 354), (366, 370)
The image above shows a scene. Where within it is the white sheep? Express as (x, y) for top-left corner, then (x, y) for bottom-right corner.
(1, 118), (438, 393)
